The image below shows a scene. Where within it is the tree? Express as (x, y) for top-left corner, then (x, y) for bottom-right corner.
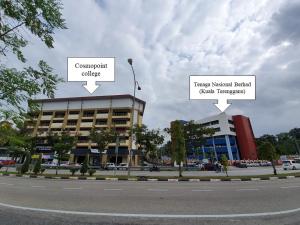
(50, 131), (77, 175)
(132, 124), (164, 164)
(220, 154), (229, 176)
(170, 121), (186, 177)
(258, 141), (278, 175)
(182, 120), (214, 159)
(80, 155), (89, 176)
(89, 128), (116, 164)
(33, 156), (42, 175)
(21, 151), (31, 174)
(0, 0), (65, 118)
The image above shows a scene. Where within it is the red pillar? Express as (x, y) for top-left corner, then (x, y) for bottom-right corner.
(232, 115), (258, 160)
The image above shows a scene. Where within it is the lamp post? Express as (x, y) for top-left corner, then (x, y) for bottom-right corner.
(127, 58), (141, 177)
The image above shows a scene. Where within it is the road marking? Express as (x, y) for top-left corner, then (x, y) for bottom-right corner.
(191, 189), (213, 192)
(0, 183), (13, 186)
(147, 189), (168, 192)
(32, 186), (46, 188)
(237, 188), (259, 191)
(1, 202), (300, 218)
(104, 189), (122, 191)
(63, 187), (82, 190)
(280, 186), (300, 189)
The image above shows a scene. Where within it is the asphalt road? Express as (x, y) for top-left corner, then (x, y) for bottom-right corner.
(0, 176), (300, 225)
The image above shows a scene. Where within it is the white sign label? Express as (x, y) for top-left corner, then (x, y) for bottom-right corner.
(67, 57), (115, 93)
(189, 75), (256, 112)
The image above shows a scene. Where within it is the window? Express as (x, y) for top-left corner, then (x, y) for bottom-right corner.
(228, 120), (234, 125)
(95, 119), (107, 125)
(42, 111), (53, 116)
(97, 110), (109, 114)
(52, 120), (63, 123)
(80, 127), (91, 131)
(67, 120), (77, 126)
(55, 112), (65, 118)
(69, 111), (79, 115)
(214, 127), (221, 132)
(210, 120), (219, 125)
(40, 121), (50, 126)
(230, 127), (236, 132)
(81, 119), (93, 123)
(83, 110), (94, 117)
(113, 111), (128, 116)
(113, 120), (127, 125)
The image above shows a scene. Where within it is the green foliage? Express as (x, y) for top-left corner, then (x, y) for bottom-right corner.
(132, 124), (164, 164)
(69, 167), (79, 176)
(33, 156), (42, 175)
(170, 121), (186, 177)
(21, 151), (31, 174)
(88, 169), (96, 176)
(90, 128), (116, 152)
(80, 155), (89, 176)
(256, 128), (300, 156)
(48, 131), (77, 175)
(258, 141), (278, 175)
(220, 154), (229, 176)
(0, 0), (66, 118)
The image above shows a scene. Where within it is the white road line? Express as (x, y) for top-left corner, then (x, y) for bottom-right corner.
(32, 186), (46, 188)
(280, 186), (300, 189)
(191, 189), (213, 192)
(63, 187), (82, 190)
(1, 202), (300, 218)
(237, 188), (259, 191)
(104, 189), (122, 191)
(0, 183), (13, 186)
(147, 189), (168, 192)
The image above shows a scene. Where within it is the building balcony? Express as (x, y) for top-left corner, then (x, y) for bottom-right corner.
(51, 123), (63, 128)
(80, 122), (93, 127)
(95, 113), (109, 119)
(76, 143), (89, 147)
(40, 115), (52, 120)
(112, 121), (131, 127)
(68, 114), (79, 120)
(112, 114), (130, 119)
(78, 130), (90, 136)
(94, 124), (107, 128)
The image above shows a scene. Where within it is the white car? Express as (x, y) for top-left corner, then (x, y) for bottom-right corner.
(282, 160), (300, 170)
(105, 163), (115, 170)
(117, 163), (128, 170)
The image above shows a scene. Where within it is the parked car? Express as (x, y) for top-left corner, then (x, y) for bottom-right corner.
(149, 165), (160, 172)
(104, 163), (116, 170)
(117, 163), (128, 170)
(282, 160), (300, 170)
(0, 159), (16, 166)
(200, 163), (215, 171)
(235, 162), (247, 168)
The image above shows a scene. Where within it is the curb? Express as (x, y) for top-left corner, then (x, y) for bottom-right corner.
(1, 173), (299, 182)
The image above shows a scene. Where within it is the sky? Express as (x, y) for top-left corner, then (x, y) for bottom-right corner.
(6, 0), (300, 137)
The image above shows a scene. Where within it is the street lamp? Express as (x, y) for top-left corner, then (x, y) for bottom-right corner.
(127, 58), (141, 177)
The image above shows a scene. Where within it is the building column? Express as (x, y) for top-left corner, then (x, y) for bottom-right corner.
(225, 135), (234, 160)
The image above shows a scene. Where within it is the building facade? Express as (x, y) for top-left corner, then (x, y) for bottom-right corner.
(184, 113), (257, 161)
(26, 95), (146, 166)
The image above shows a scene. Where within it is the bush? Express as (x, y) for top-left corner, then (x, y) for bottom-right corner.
(16, 165), (22, 174)
(33, 157), (42, 175)
(21, 152), (31, 174)
(88, 169), (96, 176)
(40, 168), (46, 174)
(70, 167), (79, 176)
(80, 155), (89, 175)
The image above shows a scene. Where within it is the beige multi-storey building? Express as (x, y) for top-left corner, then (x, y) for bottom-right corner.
(26, 95), (146, 166)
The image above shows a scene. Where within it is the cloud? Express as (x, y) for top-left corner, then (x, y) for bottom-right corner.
(7, 0), (300, 137)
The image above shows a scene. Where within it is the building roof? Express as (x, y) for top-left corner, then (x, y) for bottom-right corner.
(31, 94), (146, 108)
